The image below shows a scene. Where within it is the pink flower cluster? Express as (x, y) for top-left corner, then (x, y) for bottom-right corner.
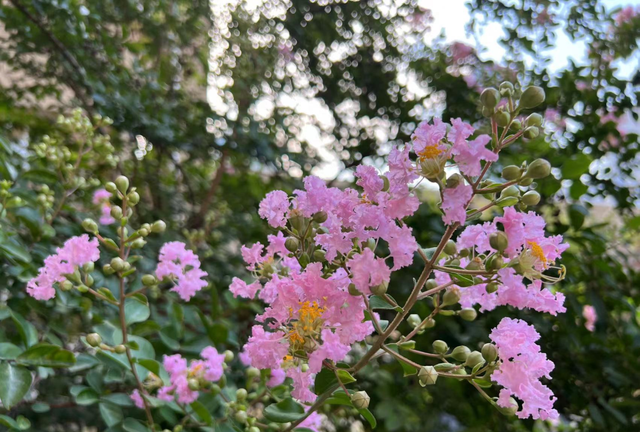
(26, 234), (100, 300)
(156, 242), (208, 301)
(154, 347), (226, 404)
(583, 305), (597, 332)
(490, 318), (559, 420)
(92, 189), (115, 225)
(615, 5), (639, 25)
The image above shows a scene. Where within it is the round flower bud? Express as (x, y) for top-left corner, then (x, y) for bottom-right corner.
(127, 191), (140, 205)
(444, 240), (457, 256)
(519, 86), (545, 109)
(223, 350), (234, 363)
(518, 177), (534, 186)
(110, 257), (126, 272)
(497, 397), (519, 416)
(498, 196), (519, 208)
(495, 110), (511, 127)
(446, 173), (464, 189)
(188, 378), (200, 391)
(500, 185), (520, 198)
(510, 119), (522, 131)
(481, 343), (498, 362)
(419, 158), (444, 180)
(115, 176), (129, 193)
(487, 255), (504, 271)
(480, 88), (500, 109)
(249, 428), (260, 432)
(348, 283), (360, 296)
(486, 282), (499, 293)
(313, 211), (328, 224)
(236, 388), (248, 402)
(499, 81), (514, 95)
(442, 288), (461, 306)
(105, 182), (117, 193)
(489, 232), (508, 253)
(247, 367), (260, 379)
(423, 318), (436, 329)
(234, 411), (248, 424)
(82, 218), (98, 233)
(110, 205), (123, 220)
(114, 345), (126, 354)
(300, 364), (310, 373)
(103, 264), (115, 275)
(523, 126), (539, 139)
(525, 159), (551, 179)
(371, 281), (388, 296)
(313, 249), (326, 262)
(77, 284), (89, 293)
(464, 351), (484, 367)
(481, 106), (494, 118)
(525, 113), (543, 127)
(466, 259), (482, 270)
(284, 237), (299, 253)
(131, 238), (146, 249)
(418, 365), (439, 387)
(451, 345), (471, 362)
(350, 391), (370, 409)
(432, 340), (448, 354)
(425, 279), (438, 290)
(60, 280), (74, 291)
(86, 333), (102, 347)
(85, 275), (94, 287)
(151, 220), (166, 233)
(521, 190), (541, 206)
(407, 314), (422, 328)
(459, 308), (477, 321)
(138, 228), (150, 237)
(142, 275), (157, 286)
(501, 165), (521, 181)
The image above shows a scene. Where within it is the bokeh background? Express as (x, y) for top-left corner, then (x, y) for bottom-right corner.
(1, 0), (640, 431)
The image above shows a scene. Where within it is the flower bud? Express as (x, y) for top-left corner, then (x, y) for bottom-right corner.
(425, 279), (438, 290)
(110, 205), (123, 220)
(418, 366), (438, 386)
(86, 333), (102, 347)
(138, 228), (150, 237)
(434, 363), (456, 371)
(432, 340), (448, 354)
(115, 176), (129, 193)
(459, 308), (477, 321)
(525, 113), (543, 127)
(188, 378), (200, 391)
(313, 211), (328, 224)
(481, 343), (498, 362)
(249, 428), (260, 432)
(103, 264), (115, 275)
(82, 218), (98, 233)
(446, 173), (464, 189)
(521, 191), (541, 206)
(300, 363), (310, 373)
(105, 182), (117, 193)
(501, 165), (521, 181)
(464, 351), (484, 367)
(127, 191), (140, 205)
(110, 258), (126, 272)
(451, 345), (470, 362)
(442, 288), (461, 306)
(523, 126), (539, 139)
(151, 220), (166, 233)
(380, 175), (390, 192)
(236, 388), (248, 402)
(348, 283), (360, 296)
(247, 367), (260, 379)
(114, 345), (126, 354)
(495, 110), (511, 127)
(525, 159), (551, 179)
(142, 275), (157, 286)
(419, 158), (444, 180)
(234, 411), (248, 424)
(497, 397), (519, 416)
(350, 391), (370, 409)
(519, 86), (545, 109)
(131, 238), (146, 249)
(371, 281), (388, 296)
(299, 253), (310, 267)
(489, 232), (508, 253)
(499, 81), (514, 95)
(487, 255), (504, 271)
(85, 275), (94, 287)
(510, 119), (522, 131)
(407, 314), (422, 328)
(518, 177), (534, 186)
(443, 240), (457, 255)
(283, 237), (299, 253)
(481, 106), (494, 118)
(500, 185), (520, 199)
(486, 282), (499, 293)
(77, 284), (89, 293)
(423, 318), (436, 329)
(313, 249), (326, 262)
(480, 88), (500, 109)
(223, 350), (234, 363)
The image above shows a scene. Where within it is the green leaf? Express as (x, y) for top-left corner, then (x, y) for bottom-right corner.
(124, 296), (150, 325)
(159, 330), (180, 350)
(31, 402), (50, 412)
(0, 236), (31, 263)
(16, 343), (76, 368)
(135, 358), (161, 375)
(359, 407), (377, 428)
(0, 343), (22, 360)
(473, 378), (493, 388)
(561, 153), (592, 180)
(0, 415), (19, 430)
(568, 204), (588, 230)
(102, 393), (135, 407)
(10, 311), (38, 347)
(190, 400), (213, 425)
(626, 216), (640, 230)
(386, 345), (417, 376)
(369, 295), (399, 310)
(0, 363), (32, 409)
(450, 272), (475, 287)
(263, 398), (306, 423)
(75, 388), (99, 405)
(100, 401), (124, 426)
(314, 368), (356, 395)
(123, 418), (151, 432)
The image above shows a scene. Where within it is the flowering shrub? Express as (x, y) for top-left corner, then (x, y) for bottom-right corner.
(3, 83), (574, 431)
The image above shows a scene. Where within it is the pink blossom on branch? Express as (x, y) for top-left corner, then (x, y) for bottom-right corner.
(583, 305), (597, 332)
(156, 241), (208, 301)
(441, 183), (473, 225)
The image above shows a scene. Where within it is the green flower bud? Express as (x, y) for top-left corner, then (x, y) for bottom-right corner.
(110, 258), (125, 272)
(451, 345), (471, 362)
(313, 249), (326, 262)
(499, 81), (514, 95)
(446, 173), (464, 189)
(110, 206), (123, 220)
(519, 86), (545, 110)
(284, 237), (299, 252)
(434, 363), (456, 371)
(489, 232), (508, 253)
(523, 126), (539, 139)
(419, 158), (444, 180)
(86, 333), (102, 347)
(444, 240), (457, 255)
(142, 275), (157, 286)
(103, 264), (115, 275)
(466, 259), (482, 270)
(464, 351), (484, 367)
(127, 191), (140, 205)
(82, 218), (98, 233)
(418, 366), (438, 386)
(407, 314), (422, 328)
(76, 284), (89, 293)
(500, 185), (520, 198)
(85, 275), (94, 287)
(432, 340), (448, 354)
(210, 384), (221, 396)
(486, 282), (499, 293)
(188, 378), (200, 391)
(247, 367), (260, 379)
(313, 211), (328, 224)
(510, 119), (522, 131)
(115, 176), (129, 193)
(518, 177), (534, 186)
(480, 88), (500, 109)
(234, 411), (248, 424)
(371, 281), (388, 296)
(380, 175), (390, 192)
(236, 388), (248, 402)
(138, 228), (150, 237)
(521, 190), (541, 206)
(481, 106), (494, 118)
(497, 397), (519, 416)
(348, 283), (360, 296)
(425, 279), (439, 290)
(114, 345), (126, 354)
(423, 318), (436, 329)
(299, 253), (310, 267)
(525, 113), (543, 127)
(525, 159), (551, 179)
(151, 220), (167, 233)
(300, 363), (310, 373)
(350, 391), (370, 409)
(60, 280), (74, 291)
(459, 308), (477, 321)
(495, 110), (511, 127)
(481, 343), (498, 362)
(501, 165), (522, 181)
(442, 288), (461, 306)
(105, 182), (117, 193)
(131, 238), (146, 249)
(249, 428), (261, 432)
(487, 255), (504, 271)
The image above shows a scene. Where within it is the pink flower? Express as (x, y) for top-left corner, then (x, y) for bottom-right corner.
(583, 305), (597, 332)
(450, 42), (475, 62)
(201, 346), (226, 381)
(308, 329), (351, 373)
(386, 224), (418, 270)
(286, 367), (316, 403)
(130, 390), (145, 409)
(441, 183), (473, 225)
(457, 222), (497, 254)
(494, 268), (566, 315)
(259, 190), (290, 228)
(347, 249), (391, 295)
(412, 118), (447, 154)
(451, 134), (497, 176)
(387, 146), (418, 193)
(92, 189), (111, 204)
(355, 165), (384, 199)
(156, 242), (208, 301)
(229, 277), (261, 299)
(244, 326), (288, 370)
(241, 243), (266, 271)
(26, 235), (100, 301)
(93, 189), (115, 225)
(299, 410), (323, 432)
(267, 368), (286, 387)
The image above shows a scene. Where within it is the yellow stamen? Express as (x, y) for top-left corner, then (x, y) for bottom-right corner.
(417, 144), (443, 160)
(527, 241), (547, 267)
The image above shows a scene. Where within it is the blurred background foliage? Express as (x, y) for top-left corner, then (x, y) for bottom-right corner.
(0, 0), (639, 431)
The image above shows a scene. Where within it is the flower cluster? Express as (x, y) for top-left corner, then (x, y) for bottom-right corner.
(156, 241), (208, 301)
(92, 188), (115, 225)
(583, 305), (597, 332)
(26, 234), (100, 300)
(490, 318), (558, 420)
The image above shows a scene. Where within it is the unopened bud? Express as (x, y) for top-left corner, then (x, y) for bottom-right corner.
(418, 366), (438, 386)
(489, 232), (508, 253)
(444, 240), (457, 256)
(234, 411), (248, 424)
(525, 113), (543, 127)
(525, 159), (551, 179)
(103, 264), (115, 275)
(442, 288), (461, 306)
(510, 119), (522, 131)
(500, 185), (520, 198)
(497, 397), (519, 416)
(188, 378), (200, 391)
(499, 81), (514, 95)
(350, 391), (370, 409)
(481, 343), (498, 362)
(519, 86), (545, 109)
(348, 283), (360, 296)
(86, 333), (102, 347)
(523, 126), (539, 139)
(313, 211), (328, 224)
(432, 340), (448, 354)
(423, 318), (436, 329)
(446, 173), (464, 189)
(247, 367), (260, 379)
(82, 218), (98, 233)
(451, 345), (471, 362)
(114, 345), (126, 354)
(425, 279), (438, 290)
(142, 275), (157, 286)
(495, 110), (511, 127)
(313, 249), (326, 262)
(371, 281), (388, 296)
(459, 308), (477, 321)
(486, 282), (499, 293)
(110, 206), (123, 220)
(60, 280), (74, 291)
(487, 255), (504, 271)
(284, 237), (299, 252)
(480, 88), (500, 109)
(236, 388), (248, 402)
(110, 258), (125, 272)
(224, 350), (234, 363)
(465, 351), (484, 367)
(151, 220), (166, 233)
(521, 191), (541, 206)
(127, 191), (140, 205)
(115, 176), (129, 193)
(518, 177), (534, 186)
(380, 175), (390, 192)
(501, 165), (521, 181)
(105, 182), (117, 193)
(130, 238), (146, 249)
(407, 314), (422, 328)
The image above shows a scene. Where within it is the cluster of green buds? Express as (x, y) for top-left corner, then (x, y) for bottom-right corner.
(35, 184), (55, 210)
(0, 180), (21, 212)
